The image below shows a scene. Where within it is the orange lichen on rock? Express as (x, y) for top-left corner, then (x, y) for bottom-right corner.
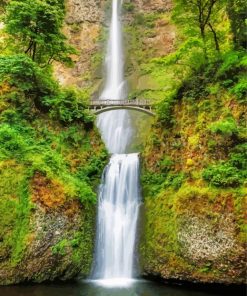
(31, 173), (66, 209)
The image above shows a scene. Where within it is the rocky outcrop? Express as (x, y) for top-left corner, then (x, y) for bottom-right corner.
(140, 88), (246, 284)
(140, 184), (246, 284)
(134, 0), (172, 12)
(54, 0), (106, 90)
(0, 173), (95, 285)
(66, 0), (104, 24)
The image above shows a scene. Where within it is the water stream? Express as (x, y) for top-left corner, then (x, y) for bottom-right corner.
(96, 0), (132, 154)
(92, 0), (141, 284)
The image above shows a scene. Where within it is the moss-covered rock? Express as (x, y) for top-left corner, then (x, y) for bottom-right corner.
(140, 88), (246, 284)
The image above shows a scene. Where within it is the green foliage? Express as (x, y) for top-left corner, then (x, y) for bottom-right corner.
(153, 37), (205, 71)
(216, 50), (247, 101)
(173, 0), (226, 52)
(44, 88), (94, 125)
(123, 2), (135, 12)
(0, 54), (92, 126)
(156, 97), (175, 127)
(165, 173), (185, 190)
(227, 0), (247, 49)
(159, 156), (174, 173)
(217, 50), (246, 78)
(142, 171), (166, 196)
(203, 144), (247, 187)
(5, 0), (75, 65)
(209, 117), (238, 137)
(230, 144), (247, 171)
(76, 153), (108, 187)
(231, 76), (247, 101)
(0, 124), (28, 160)
(0, 54), (47, 91)
(203, 163), (242, 187)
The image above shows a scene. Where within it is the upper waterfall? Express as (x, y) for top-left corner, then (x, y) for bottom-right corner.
(100, 0), (126, 100)
(97, 0), (132, 154)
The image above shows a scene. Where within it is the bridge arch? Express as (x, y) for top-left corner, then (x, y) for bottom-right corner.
(93, 106), (155, 116)
(89, 99), (155, 117)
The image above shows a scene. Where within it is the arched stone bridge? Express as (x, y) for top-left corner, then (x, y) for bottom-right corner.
(89, 99), (155, 116)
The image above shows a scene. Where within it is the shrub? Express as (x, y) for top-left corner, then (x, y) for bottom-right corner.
(209, 117), (238, 137)
(165, 173), (185, 190)
(203, 163), (242, 187)
(231, 76), (247, 101)
(0, 124), (28, 160)
(230, 144), (247, 172)
(157, 98), (175, 127)
(0, 54), (44, 91)
(159, 156), (173, 173)
(123, 3), (135, 12)
(44, 88), (94, 125)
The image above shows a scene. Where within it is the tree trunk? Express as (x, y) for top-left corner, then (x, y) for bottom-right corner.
(208, 22), (220, 51)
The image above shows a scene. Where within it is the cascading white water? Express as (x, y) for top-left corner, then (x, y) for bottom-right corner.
(92, 154), (140, 280)
(97, 0), (132, 154)
(92, 0), (141, 285)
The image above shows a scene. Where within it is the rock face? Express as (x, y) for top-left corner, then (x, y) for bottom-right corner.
(66, 0), (104, 24)
(122, 0), (176, 97)
(53, 0), (106, 90)
(140, 91), (246, 284)
(141, 199), (246, 284)
(134, 0), (172, 11)
(0, 173), (95, 285)
(54, 0), (176, 97)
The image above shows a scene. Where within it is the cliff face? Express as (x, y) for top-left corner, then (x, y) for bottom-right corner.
(54, 0), (106, 91)
(140, 94), (246, 284)
(0, 193), (95, 284)
(54, 0), (176, 97)
(0, 119), (106, 284)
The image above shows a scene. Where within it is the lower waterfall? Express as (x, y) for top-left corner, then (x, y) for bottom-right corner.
(92, 154), (141, 282)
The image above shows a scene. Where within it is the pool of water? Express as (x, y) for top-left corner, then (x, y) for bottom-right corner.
(0, 279), (244, 296)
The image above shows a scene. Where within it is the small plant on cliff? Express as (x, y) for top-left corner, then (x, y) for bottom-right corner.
(203, 144), (247, 187)
(203, 163), (242, 187)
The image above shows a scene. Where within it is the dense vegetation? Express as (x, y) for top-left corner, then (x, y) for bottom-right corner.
(0, 0), (246, 285)
(0, 0), (106, 283)
(122, 0), (247, 283)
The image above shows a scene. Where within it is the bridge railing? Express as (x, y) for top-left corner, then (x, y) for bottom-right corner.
(90, 99), (152, 106)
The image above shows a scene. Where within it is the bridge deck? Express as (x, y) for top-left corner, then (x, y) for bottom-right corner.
(90, 99), (152, 107)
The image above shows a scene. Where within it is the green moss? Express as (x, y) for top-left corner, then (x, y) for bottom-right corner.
(71, 205), (95, 275)
(52, 239), (69, 256)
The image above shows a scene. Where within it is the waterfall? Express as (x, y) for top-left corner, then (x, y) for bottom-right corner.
(97, 0), (132, 154)
(92, 154), (140, 280)
(92, 0), (141, 285)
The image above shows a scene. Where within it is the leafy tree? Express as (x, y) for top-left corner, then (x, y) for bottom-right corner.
(173, 0), (225, 52)
(227, 0), (247, 49)
(4, 0), (75, 66)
